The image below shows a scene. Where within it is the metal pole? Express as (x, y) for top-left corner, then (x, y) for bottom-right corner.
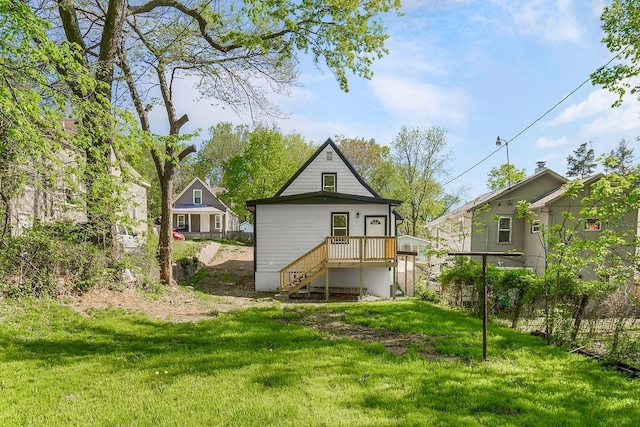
(482, 254), (488, 361)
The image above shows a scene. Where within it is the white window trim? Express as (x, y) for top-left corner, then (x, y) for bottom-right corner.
(193, 189), (202, 205)
(531, 219), (540, 233)
(214, 214), (222, 230)
(177, 214), (186, 229)
(322, 173), (336, 192)
(498, 216), (512, 243)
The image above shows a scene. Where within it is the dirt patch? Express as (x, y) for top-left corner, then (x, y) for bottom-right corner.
(297, 310), (463, 362)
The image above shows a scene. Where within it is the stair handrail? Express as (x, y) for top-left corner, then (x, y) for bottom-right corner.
(280, 240), (328, 290)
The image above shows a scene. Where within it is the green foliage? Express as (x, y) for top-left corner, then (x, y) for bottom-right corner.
(604, 139), (636, 175)
(566, 142), (597, 178)
(222, 125), (315, 219)
(389, 126), (454, 236)
(414, 280), (440, 303)
(335, 135), (394, 194)
(0, 221), (111, 296)
(439, 257), (502, 309)
(486, 163), (527, 189)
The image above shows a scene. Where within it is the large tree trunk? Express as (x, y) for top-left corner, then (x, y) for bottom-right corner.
(158, 166), (174, 284)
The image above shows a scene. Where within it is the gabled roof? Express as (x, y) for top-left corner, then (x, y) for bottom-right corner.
(274, 138), (380, 198)
(173, 177), (233, 213)
(426, 168), (568, 226)
(246, 191), (401, 213)
(397, 235), (430, 244)
(529, 173), (604, 209)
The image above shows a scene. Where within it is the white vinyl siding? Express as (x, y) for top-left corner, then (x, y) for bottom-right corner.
(279, 146), (375, 197)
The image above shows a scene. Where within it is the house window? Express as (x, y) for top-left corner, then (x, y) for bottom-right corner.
(331, 213), (348, 237)
(327, 151), (333, 161)
(177, 215), (186, 230)
(193, 189), (202, 205)
(584, 218), (601, 231)
(531, 220), (540, 233)
(322, 173), (336, 192)
(434, 227), (440, 249)
(215, 214), (222, 230)
(498, 216), (512, 243)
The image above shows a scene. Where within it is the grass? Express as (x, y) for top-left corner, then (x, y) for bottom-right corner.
(0, 299), (638, 426)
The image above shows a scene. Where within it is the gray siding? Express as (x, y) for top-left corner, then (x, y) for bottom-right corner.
(174, 179), (226, 210)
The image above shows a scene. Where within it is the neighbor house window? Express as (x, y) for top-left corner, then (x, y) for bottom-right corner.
(498, 216), (512, 243)
(193, 189), (202, 205)
(215, 214), (222, 230)
(435, 227), (440, 249)
(177, 215), (186, 229)
(331, 213), (348, 237)
(585, 218), (601, 231)
(531, 220), (540, 233)
(322, 173), (336, 192)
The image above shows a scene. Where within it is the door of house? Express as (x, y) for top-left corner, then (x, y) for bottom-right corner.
(365, 216), (386, 258)
(201, 214), (210, 233)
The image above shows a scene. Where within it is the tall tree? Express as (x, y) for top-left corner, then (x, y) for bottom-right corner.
(35, 0), (401, 284)
(566, 142), (597, 178)
(389, 126), (452, 236)
(486, 163), (527, 190)
(222, 126), (312, 220)
(193, 123), (251, 186)
(604, 139), (636, 175)
(335, 136), (394, 194)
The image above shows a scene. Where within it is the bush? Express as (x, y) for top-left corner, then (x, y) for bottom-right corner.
(415, 280), (440, 303)
(0, 221), (111, 297)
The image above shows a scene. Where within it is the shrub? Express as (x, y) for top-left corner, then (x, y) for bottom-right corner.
(415, 280), (440, 303)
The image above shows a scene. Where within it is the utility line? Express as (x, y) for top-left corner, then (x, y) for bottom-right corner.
(442, 45), (631, 189)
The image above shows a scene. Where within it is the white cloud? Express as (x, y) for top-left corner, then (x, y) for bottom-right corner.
(548, 89), (618, 126)
(369, 75), (470, 127)
(580, 106), (640, 141)
(494, 0), (584, 42)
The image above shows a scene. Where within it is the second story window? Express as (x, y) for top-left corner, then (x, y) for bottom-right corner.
(498, 216), (512, 243)
(322, 173), (336, 192)
(193, 189), (202, 205)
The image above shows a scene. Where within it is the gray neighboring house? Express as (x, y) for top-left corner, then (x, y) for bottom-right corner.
(10, 119), (149, 238)
(172, 177), (239, 238)
(425, 163), (640, 294)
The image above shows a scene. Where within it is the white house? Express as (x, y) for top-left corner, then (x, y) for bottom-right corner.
(246, 138), (402, 298)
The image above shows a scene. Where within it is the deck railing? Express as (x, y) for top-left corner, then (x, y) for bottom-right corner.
(280, 236), (397, 292)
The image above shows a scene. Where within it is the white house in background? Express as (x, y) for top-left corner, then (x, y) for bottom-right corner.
(397, 235), (430, 263)
(11, 119), (149, 239)
(246, 138), (402, 298)
(172, 177), (239, 238)
(239, 221), (254, 233)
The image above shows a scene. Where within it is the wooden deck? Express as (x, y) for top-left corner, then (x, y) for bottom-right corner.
(280, 236), (397, 297)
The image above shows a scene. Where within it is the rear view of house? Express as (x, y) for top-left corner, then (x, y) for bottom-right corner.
(246, 138), (402, 298)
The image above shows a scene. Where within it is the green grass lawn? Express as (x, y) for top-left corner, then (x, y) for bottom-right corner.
(0, 299), (637, 426)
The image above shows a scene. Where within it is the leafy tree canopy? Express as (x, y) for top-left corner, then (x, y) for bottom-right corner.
(486, 163), (527, 190)
(566, 142), (597, 178)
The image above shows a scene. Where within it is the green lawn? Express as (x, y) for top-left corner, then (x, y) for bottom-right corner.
(0, 299), (637, 426)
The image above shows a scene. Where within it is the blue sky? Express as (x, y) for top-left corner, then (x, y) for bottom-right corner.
(150, 0), (640, 200)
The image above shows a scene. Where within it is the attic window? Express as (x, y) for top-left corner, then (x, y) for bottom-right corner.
(193, 189), (202, 205)
(322, 173), (336, 192)
(327, 151), (333, 161)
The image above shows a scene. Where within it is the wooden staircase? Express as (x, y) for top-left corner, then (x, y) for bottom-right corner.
(279, 236), (397, 296)
(280, 240), (328, 295)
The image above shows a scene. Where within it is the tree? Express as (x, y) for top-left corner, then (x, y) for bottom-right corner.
(591, 0), (640, 107)
(604, 139), (636, 175)
(222, 126), (313, 220)
(0, 1), (94, 242)
(486, 163), (527, 190)
(566, 142), (597, 178)
(35, 0), (401, 284)
(334, 136), (394, 194)
(193, 123), (251, 186)
(389, 126), (452, 236)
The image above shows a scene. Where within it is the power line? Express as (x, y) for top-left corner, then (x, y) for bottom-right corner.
(442, 46), (632, 189)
